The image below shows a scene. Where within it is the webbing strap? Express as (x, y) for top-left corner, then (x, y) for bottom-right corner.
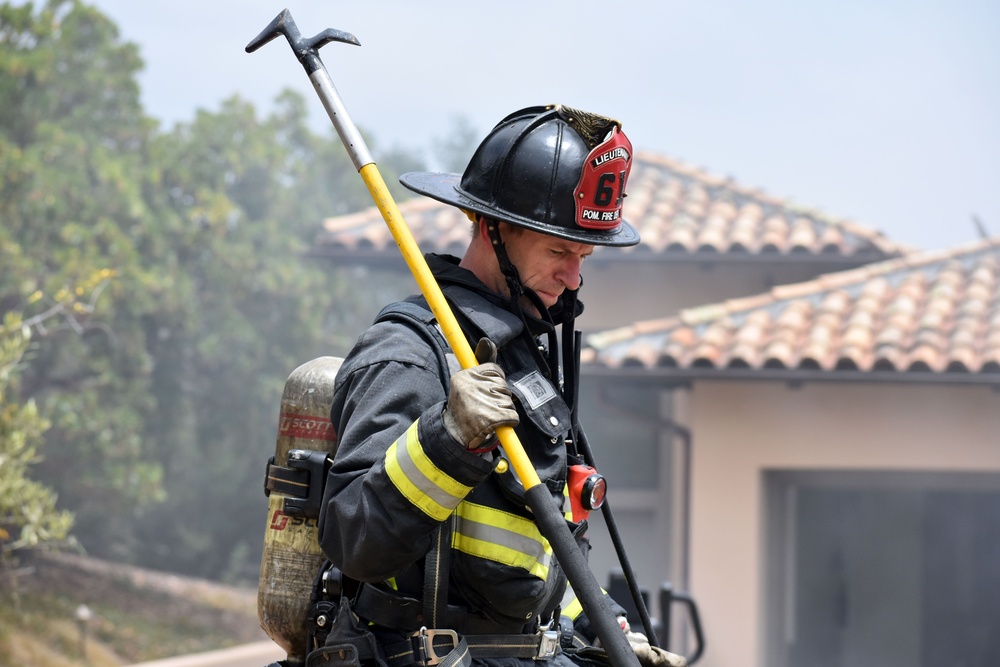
(375, 300), (453, 393)
(383, 630), (558, 667)
(423, 520), (451, 628)
(382, 632), (470, 667)
(265, 461), (309, 498)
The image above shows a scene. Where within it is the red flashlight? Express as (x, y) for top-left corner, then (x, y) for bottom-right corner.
(568, 464), (607, 522)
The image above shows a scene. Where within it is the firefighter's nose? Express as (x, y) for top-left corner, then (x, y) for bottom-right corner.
(558, 259), (583, 290)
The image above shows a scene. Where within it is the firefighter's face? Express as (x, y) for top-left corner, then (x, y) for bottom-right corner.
(501, 225), (594, 313)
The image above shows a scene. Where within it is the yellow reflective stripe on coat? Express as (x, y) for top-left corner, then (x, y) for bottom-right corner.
(563, 595), (584, 621)
(385, 420), (472, 521)
(563, 584), (610, 621)
(453, 502), (553, 579)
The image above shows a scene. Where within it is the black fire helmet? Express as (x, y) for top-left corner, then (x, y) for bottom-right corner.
(400, 104), (640, 248)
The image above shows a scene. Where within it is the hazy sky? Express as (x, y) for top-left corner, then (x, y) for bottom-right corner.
(90, 0), (999, 252)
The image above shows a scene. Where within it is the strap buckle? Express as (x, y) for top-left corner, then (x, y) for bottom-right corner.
(535, 630), (560, 660)
(412, 626), (459, 666)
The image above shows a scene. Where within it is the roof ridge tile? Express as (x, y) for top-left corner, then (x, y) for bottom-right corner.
(584, 237), (1000, 380)
(317, 149), (908, 259)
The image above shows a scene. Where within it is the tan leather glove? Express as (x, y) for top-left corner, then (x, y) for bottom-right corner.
(443, 362), (519, 451)
(626, 631), (687, 667)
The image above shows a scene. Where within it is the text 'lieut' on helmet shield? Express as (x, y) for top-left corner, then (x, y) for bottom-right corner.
(573, 126), (632, 231)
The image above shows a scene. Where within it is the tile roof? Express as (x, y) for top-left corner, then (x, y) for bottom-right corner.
(312, 151), (909, 262)
(582, 239), (1000, 380)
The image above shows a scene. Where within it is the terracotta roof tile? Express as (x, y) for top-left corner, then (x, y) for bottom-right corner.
(585, 239), (1000, 379)
(312, 151), (909, 261)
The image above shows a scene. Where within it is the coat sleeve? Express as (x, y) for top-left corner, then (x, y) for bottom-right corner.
(317, 320), (496, 582)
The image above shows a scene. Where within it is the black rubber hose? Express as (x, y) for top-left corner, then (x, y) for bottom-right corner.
(525, 485), (640, 667)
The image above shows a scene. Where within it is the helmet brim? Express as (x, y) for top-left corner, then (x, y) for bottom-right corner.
(400, 171), (641, 248)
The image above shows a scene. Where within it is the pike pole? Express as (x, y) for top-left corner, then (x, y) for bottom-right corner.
(246, 11), (640, 667)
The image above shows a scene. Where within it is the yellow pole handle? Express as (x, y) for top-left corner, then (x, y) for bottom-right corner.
(359, 164), (542, 489)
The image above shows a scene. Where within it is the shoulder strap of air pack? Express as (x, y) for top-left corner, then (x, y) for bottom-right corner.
(374, 287), (525, 378)
(374, 297), (457, 387)
(373, 297), (458, 626)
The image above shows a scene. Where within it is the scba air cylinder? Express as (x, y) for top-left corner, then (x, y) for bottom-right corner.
(258, 356), (342, 665)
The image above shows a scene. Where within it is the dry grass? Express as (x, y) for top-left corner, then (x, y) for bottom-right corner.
(0, 551), (268, 666)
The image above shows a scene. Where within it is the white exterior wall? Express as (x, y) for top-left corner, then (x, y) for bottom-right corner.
(681, 380), (1000, 667)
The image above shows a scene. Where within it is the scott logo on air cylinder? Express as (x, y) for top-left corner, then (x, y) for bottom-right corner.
(279, 413), (336, 441)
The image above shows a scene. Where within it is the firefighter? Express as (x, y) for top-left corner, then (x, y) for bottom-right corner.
(315, 105), (684, 667)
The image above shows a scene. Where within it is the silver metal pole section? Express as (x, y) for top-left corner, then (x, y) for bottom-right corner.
(309, 71), (374, 171)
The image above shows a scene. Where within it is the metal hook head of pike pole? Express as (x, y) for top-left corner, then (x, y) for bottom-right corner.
(245, 9), (360, 74)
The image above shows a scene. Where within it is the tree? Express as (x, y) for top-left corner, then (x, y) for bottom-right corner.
(121, 93), (362, 579)
(1, 0), (165, 558)
(127, 89), (422, 580)
(0, 313), (73, 561)
(1, 0), (426, 581)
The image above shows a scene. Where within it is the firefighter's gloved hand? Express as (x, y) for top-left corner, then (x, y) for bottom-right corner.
(443, 362), (518, 452)
(626, 631), (687, 667)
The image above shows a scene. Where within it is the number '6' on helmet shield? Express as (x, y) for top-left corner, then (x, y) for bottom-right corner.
(398, 105), (641, 248)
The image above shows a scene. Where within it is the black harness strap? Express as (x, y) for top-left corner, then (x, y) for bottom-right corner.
(375, 301), (458, 631)
(374, 300), (455, 388)
(382, 631), (558, 667)
(423, 520), (452, 629)
(265, 460), (309, 496)
(382, 632), (472, 667)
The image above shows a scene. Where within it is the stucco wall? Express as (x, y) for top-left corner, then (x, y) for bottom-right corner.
(681, 380), (1000, 667)
(578, 260), (852, 331)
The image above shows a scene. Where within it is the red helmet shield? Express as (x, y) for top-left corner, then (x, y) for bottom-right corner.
(573, 126), (633, 231)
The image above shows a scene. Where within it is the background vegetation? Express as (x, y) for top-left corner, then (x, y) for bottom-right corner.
(1, 551), (266, 664)
(0, 0), (463, 594)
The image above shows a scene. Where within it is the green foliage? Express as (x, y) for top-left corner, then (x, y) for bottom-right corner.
(124, 93), (373, 579)
(0, 0), (423, 581)
(0, 313), (73, 556)
(1, 0), (167, 558)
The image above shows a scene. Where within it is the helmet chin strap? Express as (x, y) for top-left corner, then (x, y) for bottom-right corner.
(485, 219), (559, 380)
(560, 284), (581, 415)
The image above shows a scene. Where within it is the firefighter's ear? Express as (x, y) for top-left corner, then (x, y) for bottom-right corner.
(474, 337), (498, 364)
